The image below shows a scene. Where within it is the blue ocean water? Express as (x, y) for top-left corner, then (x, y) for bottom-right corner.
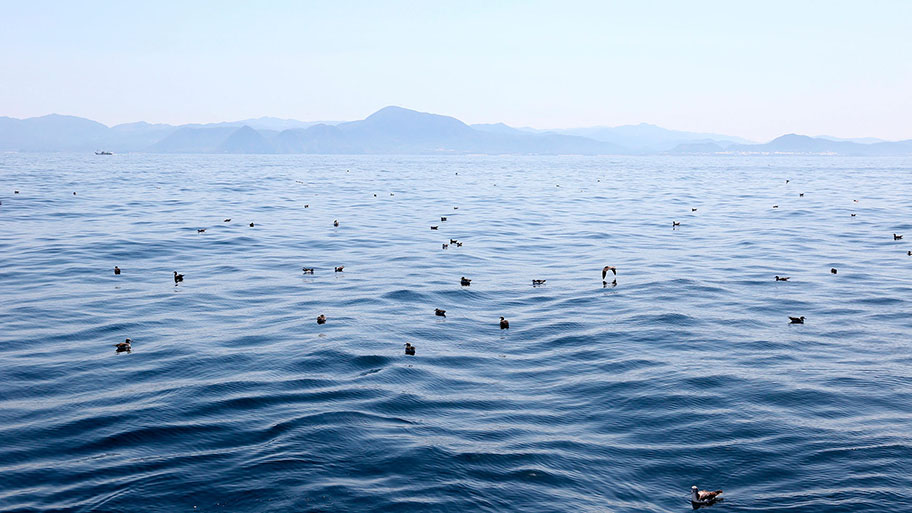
(1, 153), (911, 512)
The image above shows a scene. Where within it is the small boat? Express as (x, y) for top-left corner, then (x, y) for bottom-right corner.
(95, 151), (113, 155)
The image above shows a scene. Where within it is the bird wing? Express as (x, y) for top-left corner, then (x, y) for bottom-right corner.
(698, 490), (722, 501)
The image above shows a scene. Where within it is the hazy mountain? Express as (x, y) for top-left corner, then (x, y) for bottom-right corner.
(217, 126), (275, 153)
(150, 127), (237, 153)
(555, 123), (754, 152)
(816, 135), (887, 144)
(0, 114), (110, 151)
(676, 134), (912, 155)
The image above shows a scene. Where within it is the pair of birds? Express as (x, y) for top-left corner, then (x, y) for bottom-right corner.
(434, 308), (509, 328)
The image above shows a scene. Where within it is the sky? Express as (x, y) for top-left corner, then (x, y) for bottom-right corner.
(1, 0), (911, 141)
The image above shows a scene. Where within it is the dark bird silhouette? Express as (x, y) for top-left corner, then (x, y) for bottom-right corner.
(851, 213), (856, 217)
(785, 179), (790, 184)
(435, 308), (446, 317)
(691, 486), (723, 505)
(894, 233), (903, 240)
(799, 193), (804, 197)
(831, 268), (837, 274)
(460, 277), (471, 286)
(173, 271), (184, 284)
(316, 314), (326, 324)
(114, 338), (132, 353)
(672, 221), (680, 227)
(456, 242), (463, 247)
(532, 279), (546, 286)
(442, 243), (448, 249)
(908, 251), (911, 256)
(404, 343), (416, 355)
(249, 222), (255, 227)
(789, 316), (805, 324)
(775, 276), (789, 281)
(334, 266), (344, 272)
(500, 317), (510, 329)
(73, 192), (76, 195)
(692, 208), (697, 212)
(224, 218), (231, 222)
(304, 204), (309, 208)
(197, 229), (206, 233)
(440, 216), (447, 221)
(302, 267), (314, 274)
(602, 266), (617, 280)
(373, 194), (377, 197)
(454, 206), (458, 210)
(772, 205), (779, 208)
(114, 266), (121, 275)
(431, 226), (438, 230)
(334, 220), (339, 227)
(450, 239), (458, 244)
(14, 190), (19, 194)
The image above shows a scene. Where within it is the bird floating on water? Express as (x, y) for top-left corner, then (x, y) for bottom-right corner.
(456, 242), (463, 247)
(673, 221), (680, 227)
(772, 205), (779, 209)
(789, 316), (805, 324)
(500, 317), (510, 329)
(851, 213), (856, 217)
(316, 314), (326, 324)
(442, 243), (448, 249)
(302, 267), (314, 274)
(173, 271), (184, 284)
(431, 225), (438, 230)
(304, 204), (309, 208)
(224, 218), (230, 222)
(114, 338), (132, 353)
(454, 206), (458, 210)
(249, 222), (255, 227)
(334, 220), (339, 227)
(440, 216), (447, 221)
(114, 266), (121, 275)
(908, 251), (911, 256)
(691, 486), (723, 506)
(404, 343), (416, 355)
(785, 179), (790, 184)
(601, 266), (617, 280)
(831, 268), (838, 274)
(775, 275), (789, 281)
(532, 279), (546, 286)
(460, 277), (472, 286)
(450, 239), (458, 244)
(197, 229), (206, 233)
(799, 193), (804, 197)
(894, 233), (903, 240)
(435, 308), (446, 317)
(334, 266), (344, 272)
(692, 208), (697, 212)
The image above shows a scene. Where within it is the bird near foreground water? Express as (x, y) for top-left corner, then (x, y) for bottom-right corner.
(440, 216), (447, 221)
(908, 251), (911, 256)
(197, 228), (206, 233)
(334, 220), (339, 227)
(691, 486), (723, 505)
(404, 343), (415, 355)
(302, 267), (314, 274)
(775, 275), (789, 281)
(249, 222), (255, 227)
(114, 266), (121, 275)
(894, 233), (903, 240)
(316, 314), (326, 324)
(673, 221), (680, 227)
(173, 271), (184, 284)
(442, 243), (448, 249)
(224, 218), (230, 222)
(772, 205), (779, 208)
(799, 193), (804, 197)
(500, 317), (510, 329)
(114, 338), (132, 353)
(692, 208), (697, 212)
(334, 266), (344, 272)
(435, 308), (446, 317)
(831, 268), (838, 274)
(430, 225), (438, 230)
(460, 277), (471, 286)
(601, 266), (617, 280)
(785, 179), (790, 183)
(450, 239), (458, 244)
(851, 213), (856, 217)
(532, 279), (546, 286)
(456, 242), (463, 247)
(789, 316), (805, 324)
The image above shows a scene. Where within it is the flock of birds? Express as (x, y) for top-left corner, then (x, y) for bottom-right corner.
(7, 170), (910, 508)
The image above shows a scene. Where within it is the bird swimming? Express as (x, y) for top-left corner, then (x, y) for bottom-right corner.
(302, 267), (314, 274)
(775, 275), (789, 281)
(691, 486), (723, 505)
(442, 243), (448, 249)
(431, 226), (438, 230)
(601, 266), (617, 280)
(500, 317), (510, 329)
(404, 343), (415, 355)
(173, 271), (184, 284)
(435, 308), (446, 317)
(532, 279), (546, 286)
(455, 242), (463, 247)
(334, 266), (344, 272)
(224, 218), (231, 222)
(450, 239), (458, 244)
(692, 208), (697, 212)
(114, 338), (132, 353)
(460, 277), (471, 286)
(672, 221), (680, 227)
(316, 314), (326, 324)
(249, 222), (255, 227)
(772, 205), (779, 208)
(440, 216), (447, 221)
(197, 229), (206, 233)
(851, 213), (856, 217)
(304, 204), (309, 208)
(334, 220), (339, 227)
(831, 268), (838, 274)
(114, 266), (121, 275)
(789, 316), (805, 324)
(894, 233), (903, 240)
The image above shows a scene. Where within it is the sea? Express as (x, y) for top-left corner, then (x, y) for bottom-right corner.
(1, 153), (911, 512)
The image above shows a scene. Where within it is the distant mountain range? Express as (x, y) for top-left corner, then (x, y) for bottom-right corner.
(2, 107), (911, 155)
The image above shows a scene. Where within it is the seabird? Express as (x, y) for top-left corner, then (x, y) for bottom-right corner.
(73, 192), (76, 195)
(316, 314), (326, 324)
(114, 266), (121, 275)
(500, 317), (510, 329)
(197, 229), (206, 233)
(431, 226), (438, 230)
(775, 275), (789, 281)
(601, 266), (617, 280)
(851, 213), (856, 217)
(435, 308), (446, 317)
(441, 216), (447, 221)
(450, 239), (458, 244)
(532, 279), (546, 286)
(785, 179), (790, 184)
(442, 243), (448, 249)
(14, 190), (19, 194)
(773, 205), (779, 208)
(692, 208), (697, 212)
(249, 222), (255, 227)
(454, 206), (458, 210)
(908, 251), (911, 256)
(173, 271), (184, 284)
(334, 220), (339, 227)
(224, 218), (231, 222)
(831, 268), (837, 274)
(404, 343), (415, 355)
(302, 267), (314, 274)
(799, 193), (804, 197)
(460, 277), (471, 286)
(304, 204), (309, 208)
(894, 233), (903, 240)
(691, 486), (723, 505)
(789, 316), (805, 324)
(114, 338), (132, 353)
(673, 221), (680, 227)
(334, 266), (344, 272)
(456, 242), (463, 247)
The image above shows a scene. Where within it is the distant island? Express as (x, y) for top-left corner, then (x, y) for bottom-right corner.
(2, 106), (911, 155)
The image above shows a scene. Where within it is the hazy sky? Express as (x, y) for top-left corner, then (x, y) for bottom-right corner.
(2, 1), (910, 141)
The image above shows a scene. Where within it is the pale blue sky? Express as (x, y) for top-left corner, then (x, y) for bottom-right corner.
(2, 1), (910, 140)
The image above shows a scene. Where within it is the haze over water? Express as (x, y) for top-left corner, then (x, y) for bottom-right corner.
(1, 153), (911, 512)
